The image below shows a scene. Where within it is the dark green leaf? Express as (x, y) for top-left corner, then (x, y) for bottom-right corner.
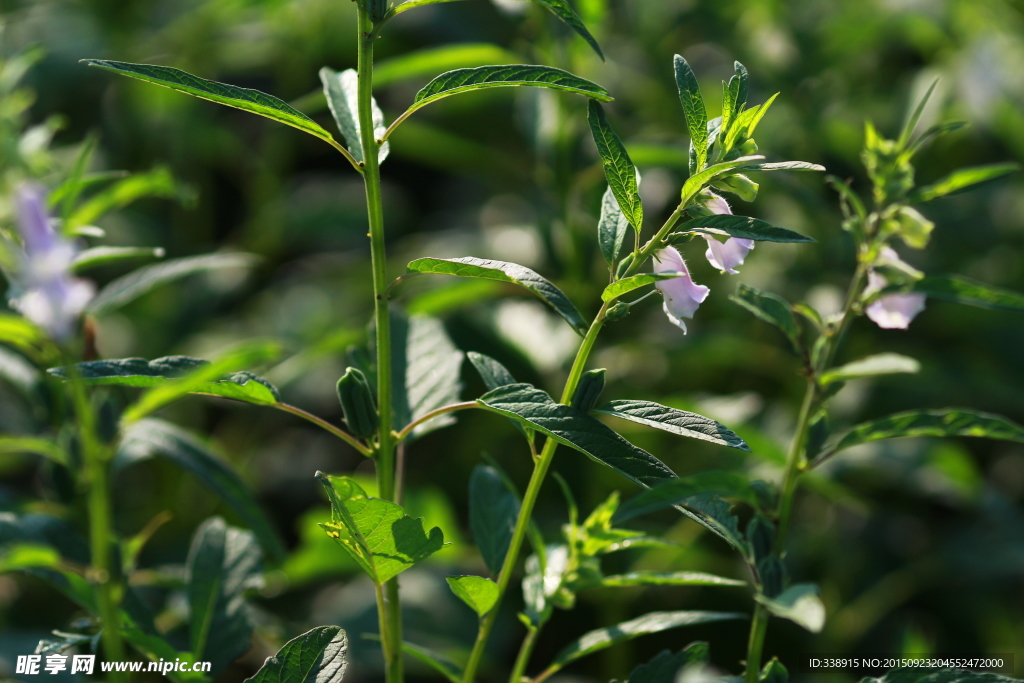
(601, 274), (680, 303)
(599, 571), (745, 588)
(396, 641), (463, 683)
(446, 575), (499, 616)
(245, 626), (348, 683)
(626, 643), (710, 683)
(673, 55), (708, 171)
(469, 465), (520, 575)
(598, 185), (630, 266)
(756, 583), (825, 633)
(413, 65), (611, 108)
(320, 67), (389, 164)
(71, 246), (165, 273)
(910, 163), (1019, 203)
(740, 161), (826, 172)
(467, 351), (516, 390)
(819, 353), (920, 385)
(759, 657), (788, 683)
(531, 0), (604, 59)
(675, 214), (813, 243)
(730, 284), (802, 354)
(588, 101), (643, 232)
(595, 399), (748, 450)
(913, 274), (1024, 312)
(407, 257), (587, 334)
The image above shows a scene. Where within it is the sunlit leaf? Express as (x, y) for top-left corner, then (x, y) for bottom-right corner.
(819, 353), (920, 385)
(599, 571), (745, 588)
(756, 583), (825, 633)
(910, 163), (1019, 203)
(913, 274), (1024, 312)
(375, 44), (518, 87)
(588, 101), (643, 232)
(320, 67), (389, 164)
(680, 156), (763, 206)
(245, 626), (348, 683)
(71, 246), (165, 273)
(673, 55), (708, 171)
(531, 0), (604, 60)
(446, 575), (499, 616)
(740, 161), (825, 172)
(413, 64), (611, 109)
(674, 215), (813, 243)
(598, 185), (630, 266)
(601, 274), (680, 303)
(594, 399), (749, 450)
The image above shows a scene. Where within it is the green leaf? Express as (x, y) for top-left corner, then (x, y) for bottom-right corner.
(320, 67), (389, 164)
(531, 0), (604, 60)
(375, 44), (519, 87)
(601, 274), (680, 303)
(820, 409), (1024, 462)
(82, 60), (337, 145)
(50, 355), (281, 406)
(912, 274), (1024, 312)
(0, 543), (61, 573)
(756, 583), (825, 633)
(187, 517), (264, 674)
(626, 643), (710, 683)
(594, 399), (749, 451)
(523, 544), (571, 625)
(600, 571), (745, 588)
(71, 246), (165, 273)
(740, 161), (826, 172)
(0, 436), (67, 465)
(395, 641), (463, 683)
(673, 55), (708, 171)
(467, 351), (517, 390)
(674, 215), (813, 243)
(615, 471), (757, 521)
(598, 184), (630, 266)
(820, 353), (920, 385)
(86, 252), (258, 315)
(0, 314), (48, 357)
(476, 383), (677, 488)
(909, 162), (1019, 203)
(407, 257), (587, 334)
(540, 611), (743, 679)
(68, 166), (187, 229)
(469, 464), (520, 575)
(245, 626), (348, 683)
(117, 418), (284, 561)
(588, 101), (643, 232)
(446, 575), (499, 616)
(317, 473), (444, 585)
(723, 93), (779, 150)
(730, 284), (802, 354)
(413, 64), (611, 109)
(680, 156), (764, 206)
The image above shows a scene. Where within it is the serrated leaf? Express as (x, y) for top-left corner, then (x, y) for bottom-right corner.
(86, 252), (258, 315)
(600, 571), (745, 588)
(912, 274), (1024, 311)
(819, 408), (1024, 462)
(588, 101), (643, 232)
(82, 60), (337, 145)
(820, 353), (920, 385)
(412, 64), (611, 109)
(407, 257), (587, 334)
(909, 162), (1019, 203)
(71, 246), (165, 273)
(476, 383), (677, 488)
(673, 55), (708, 171)
(626, 642), (710, 683)
(531, 0), (604, 59)
(117, 418), (284, 561)
(469, 465), (520, 575)
(756, 583), (825, 633)
(317, 474), (444, 585)
(245, 625), (348, 683)
(594, 399), (749, 450)
(601, 274), (681, 302)
(731, 284), (802, 354)
(320, 67), (389, 164)
(446, 575), (499, 616)
(674, 215), (813, 243)
(187, 517), (264, 674)
(680, 156), (764, 206)
(740, 161), (826, 172)
(598, 185), (630, 266)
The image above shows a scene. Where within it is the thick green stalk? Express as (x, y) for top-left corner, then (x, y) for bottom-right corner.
(355, 9), (402, 683)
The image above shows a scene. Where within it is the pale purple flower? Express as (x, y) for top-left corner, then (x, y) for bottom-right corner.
(863, 271), (926, 330)
(699, 192), (754, 274)
(8, 184), (94, 340)
(653, 246), (709, 333)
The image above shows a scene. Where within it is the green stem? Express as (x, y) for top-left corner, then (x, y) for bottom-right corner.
(356, 10), (403, 683)
(744, 603), (770, 683)
(508, 623), (541, 683)
(274, 402), (372, 456)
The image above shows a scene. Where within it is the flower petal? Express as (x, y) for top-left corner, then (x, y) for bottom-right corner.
(866, 292), (926, 329)
(703, 236), (755, 274)
(653, 247), (710, 333)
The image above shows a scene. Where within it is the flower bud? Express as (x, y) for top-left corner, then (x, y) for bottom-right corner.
(712, 173), (759, 202)
(604, 301), (631, 321)
(571, 368), (606, 412)
(336, 367), (378, 439)
(893, 205), (934, 249)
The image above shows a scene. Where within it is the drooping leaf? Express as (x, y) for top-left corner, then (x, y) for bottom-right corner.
(674, 215), (813, 243)
(594, 399), (749, 450)
(598, 185), (631, 266)
(320, 67), (389, 164)
(601, 274), (680, 303)
(819, 353), (920, 385)
(71, 246), (165, 273)
(82, 60), (337, 145)
(909, 163), (1019, 203)
(756, 583), (825, 633)
(245, 625), (348, 683)
(626, 642), (710, 683)
(116, 419), (284, 561)
(530, 0), (604, 60)
(407, 257), (587, 334)
(476, 383), (677, 488)
(446, 575), (499, 616)
(740, 161), (826, 172)
(86, 253), (258, 315)
(187, 517), (264, 674)
(730, 284), (802, 354)
(412, 65), (611, 111)
(673, 55), (708, 171)
(599, 571), (745, 588)
(588, 101), (643, 232)
(317, 474), (444, 585)
(469, 465), (520, 575)
(912, 274), (1024, 312)
(375, 44), (518, 87)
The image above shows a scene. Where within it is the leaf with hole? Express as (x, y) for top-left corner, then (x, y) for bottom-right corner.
(594, 399), (749, 450)
(446, 575), (499, 616)
(245, 625), (348, 683)
(589, 101), (643, 232)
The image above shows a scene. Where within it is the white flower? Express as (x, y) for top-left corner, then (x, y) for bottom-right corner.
(863, 270), (926, 330)
(699, 192), (755, 274)
(653, 246), (710, 333)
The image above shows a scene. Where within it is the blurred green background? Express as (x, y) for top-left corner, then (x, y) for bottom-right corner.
(1, 0), (1023, 681)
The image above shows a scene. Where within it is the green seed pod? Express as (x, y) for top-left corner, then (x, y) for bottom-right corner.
(713, 173), (759, 202)
(738, 138), (759, 156)
(746, 514), (776, 563)
(604, 301), (631, 322)
(336, 367), (378, 439)
(571, 368), (606, 412)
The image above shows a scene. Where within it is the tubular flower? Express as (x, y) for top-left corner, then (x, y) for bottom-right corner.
(700, 192), (754, 274)
(7, 184), (94, 340)
(653, 246), (709, 333)
(863, 270), (926, 330)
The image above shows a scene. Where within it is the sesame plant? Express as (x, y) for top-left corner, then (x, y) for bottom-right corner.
(2, 3), (1024, 683)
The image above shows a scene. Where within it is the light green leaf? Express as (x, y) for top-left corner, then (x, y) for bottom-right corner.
(626, 643), (710, 683)
(588, 101), (643, 232)
(820, 353), (920, 385)
(375, 44), (518, 87)
(82, 60), (337, 145)
(910, 162), (1019, 203)
(0, 436), (66, 465)
(531, 0), (604, 60)
(187, 517), (264, 674)
(71, 246), (165, 273)
(730, 284), (802, 354)
(913, 274), (1024, 312)
(723, 93), (779, 150)
(68, 166), (186, 229)
(594, 399), (749, 450)
(244, 626), (348, 683)
(320, 67), (389, 164)
(413, 64), (611, 108)
(476, 383), (677, 488)
(673, 55), (708, 171)
(740, 161), (826, 172)
(680, 156), (764, 206)
(407, 257), (587, 334)
(446, 575), (499, 616)
(599, 571), (745, 588)
(0, 544), (61, 573)
(0, 314), (48, 356)
(116, 418), (284, 561)
(598, 185), (630, 266)
(86, 252), (258, 315)
(601, 274), (680, 303)
(675, 215), (813, 243)
(317, 473), (444, 585)
(756, 583), (825, 633)
(469, 465), (520, 575)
